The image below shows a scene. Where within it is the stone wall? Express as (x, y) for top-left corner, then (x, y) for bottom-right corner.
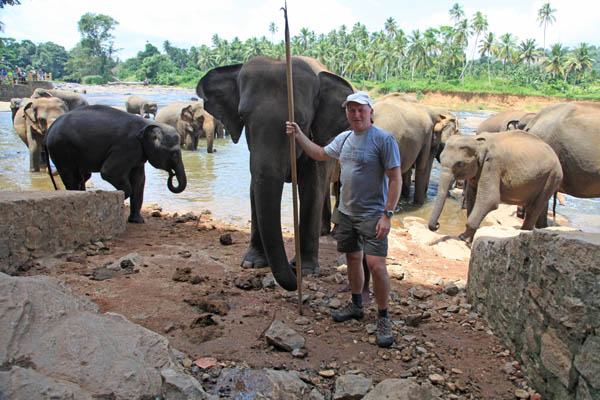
(467, 226), (600, 400)
(0, 191), (126, 274)
(0, 82), (53, 101)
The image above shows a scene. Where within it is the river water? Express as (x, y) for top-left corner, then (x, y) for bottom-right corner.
(1, 86), (598, 235)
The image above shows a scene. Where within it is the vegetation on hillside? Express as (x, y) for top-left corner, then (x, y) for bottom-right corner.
(1, 2), (598, 100)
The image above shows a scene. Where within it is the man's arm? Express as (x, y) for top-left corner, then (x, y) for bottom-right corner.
(285, 122), (332, 161)
(375, 166), (402, 240)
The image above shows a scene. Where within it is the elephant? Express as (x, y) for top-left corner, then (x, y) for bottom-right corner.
(31, 88), (89, 110)
(476, 110), (536, 134)
(428, 131), (563, 243)
(156, 102), (214, 153)
(371, 93), (458, 204)
(196, 56), (354, 291)
(15, 97), (69, 172)
(524, 102), (600, 199)
(45, 105), (187, 223)
(125, 95), (158, 119)
(10, 98), (26, 121)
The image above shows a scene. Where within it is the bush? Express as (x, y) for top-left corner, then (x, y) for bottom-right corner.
(82, 75), (107, 84)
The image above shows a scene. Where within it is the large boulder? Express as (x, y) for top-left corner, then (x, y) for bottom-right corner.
(467, 226), (600, 400)
(0, 273), (211, 399)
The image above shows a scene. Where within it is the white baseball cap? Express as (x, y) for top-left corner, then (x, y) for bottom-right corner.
(342, 91), (373, 109)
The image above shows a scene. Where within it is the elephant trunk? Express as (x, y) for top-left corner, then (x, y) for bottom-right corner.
(167, 161), (187, 193)
(428, 169), (455, 231)
(254, 177), (297, 291)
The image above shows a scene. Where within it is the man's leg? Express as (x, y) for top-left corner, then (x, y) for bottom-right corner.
(365, 254), (390, 311)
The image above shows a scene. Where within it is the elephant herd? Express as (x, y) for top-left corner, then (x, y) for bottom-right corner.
(9, 56), (600, 291)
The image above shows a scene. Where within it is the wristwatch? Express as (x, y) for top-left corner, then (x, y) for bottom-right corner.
(384, 209), (394, 218)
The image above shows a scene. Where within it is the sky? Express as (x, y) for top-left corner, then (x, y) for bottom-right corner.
(1, 0), (599, 61)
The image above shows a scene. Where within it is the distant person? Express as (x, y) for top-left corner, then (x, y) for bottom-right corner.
(0, 68), (7, 83)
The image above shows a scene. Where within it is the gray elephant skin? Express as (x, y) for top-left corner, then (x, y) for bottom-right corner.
(45, 105), (187, 223)
(428, 131), (563, 242)
(476, 110), (536, 134)
(196, 56), (353, 291)
(31, 88), (89, 110)
(372, 93), (458, 204)
(15, 97), (69, 172)
(125, 95), (158, 119)
(156, 102), (215, 153)
(525, 102), (600, 199)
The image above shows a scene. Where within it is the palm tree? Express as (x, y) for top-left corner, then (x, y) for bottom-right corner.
(570, 42), (593, 85)
(454, 19), (471, 85)
(449, 3), (464, 24)
(408, 29), (429, 80)
(384, 17), (397, 39)
(518, 38), (538, 83)
(544, 43), (567, 80)
(268, 22), (278, 44)
(497, 33), (516, 86)
(298, 27), (312, 52)
(537, 3), (556, 55)
(479, 32), (496, 84)
(469, 11), (488, 75)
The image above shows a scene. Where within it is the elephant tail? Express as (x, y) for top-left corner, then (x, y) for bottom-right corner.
(44, 142), (58, 191)
(552, 191), (557, 221)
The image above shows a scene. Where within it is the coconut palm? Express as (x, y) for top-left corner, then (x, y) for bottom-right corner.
(544, 43), (567, 80)
(408, 29), (429, 80)
(469, 11), (488, 75)
(497, 33), (516, 86)
(479, 32), (496, 84)
(269, 22), (278, 44)
(518, 38), (539, 83)
(384, 17), (397, 39)
(569, 42), (593, 85)
(449, 3), (464, 24)
(537, 3), (557, 55)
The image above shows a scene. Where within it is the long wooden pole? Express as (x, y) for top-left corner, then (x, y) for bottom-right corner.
(283, 1), (303, 315)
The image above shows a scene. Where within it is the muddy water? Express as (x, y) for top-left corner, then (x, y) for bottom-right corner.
(2, 86), (598, 235)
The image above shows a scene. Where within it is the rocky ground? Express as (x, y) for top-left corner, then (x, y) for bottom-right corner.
(15, 201), (550, 399)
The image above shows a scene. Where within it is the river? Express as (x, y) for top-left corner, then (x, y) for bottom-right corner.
(2, 85), (598, 235)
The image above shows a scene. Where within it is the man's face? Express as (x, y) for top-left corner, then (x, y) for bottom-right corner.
(345, 102), (373, 133)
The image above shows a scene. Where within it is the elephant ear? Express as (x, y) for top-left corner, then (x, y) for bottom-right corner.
(180, 105), (194, 124)
(23, 100), (37, 124)
(311, 71), (354, 145)
(196, 64), (243, 144)
(475, 136), (488, 166)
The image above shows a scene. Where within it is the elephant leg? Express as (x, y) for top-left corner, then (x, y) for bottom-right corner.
(127, 166), (146, 223)
(401, 169), (412, 198)
(58, 167), (86, 191)
(296, 157), (331, 275)
(464, 180), (500, 240)
(241, 184), (268, 269)
(524, 186), (555, 230)
(27, 131), (42, 172)
(413, 152), (435, 205)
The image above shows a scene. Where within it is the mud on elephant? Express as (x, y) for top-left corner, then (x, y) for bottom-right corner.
(372, 93), (458, 204)
(428, 131), (562, 243)
(196, 56), (353, 291)
(45, 105), (187, 223)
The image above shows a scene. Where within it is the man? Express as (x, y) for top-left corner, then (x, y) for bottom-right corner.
(286, 91), (401, 347)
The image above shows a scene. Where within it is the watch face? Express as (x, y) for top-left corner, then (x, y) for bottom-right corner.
(385, 210), (393, 218)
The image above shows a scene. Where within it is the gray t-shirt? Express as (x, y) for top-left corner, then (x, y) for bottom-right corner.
(324, 125), (401, 217)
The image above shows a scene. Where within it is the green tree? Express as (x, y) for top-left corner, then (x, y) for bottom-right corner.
(163, 40), (188, 71)
(537, 3), (556, 54)
(469, 11), (488, 75)
(544, 42), (566, 80)
(269, 22), (278, 43)
(518, 38), (539, 83)
(75, 13), (119, 76)
(479, 32), (496, 84)
(498, 33), (516, 86)
(449, 3), (464, 24)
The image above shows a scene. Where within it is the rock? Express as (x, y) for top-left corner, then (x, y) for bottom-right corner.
(443, 282), (459, 296)
(319, 369), (335, 378)
(387, 264), (405, 280)
(214, 368), (307, 399)
(429, 373), (445, 385)
(294, 316), (311, 326)
(515, 388), (530, 398)
(91, 252), (141, 281)
(329, 298), (342, 309)
(172, 266), (192, 282)
(262, 276), (276, 289)
(363, 377), (440, 399)
(333, 374), (373, 399)
(406, 314), (423, 327)
(409, 285), (432, 300)
(219, 233), (233, 245)
(264, 320), (305, 351)
(0, 273), (209, 399)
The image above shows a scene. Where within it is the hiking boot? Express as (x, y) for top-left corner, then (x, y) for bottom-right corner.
(376, 317), (394, 348)
(332, 302), (364, 322)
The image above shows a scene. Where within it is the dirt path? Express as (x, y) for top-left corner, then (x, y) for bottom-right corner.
(18, 203), (539, 399)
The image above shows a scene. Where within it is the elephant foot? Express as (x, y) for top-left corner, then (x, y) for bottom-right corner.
(128, 214), (145, 223)
(241, 246), (268, 269)
(458, 231), (473, 247)
(290, 256), (320, 275)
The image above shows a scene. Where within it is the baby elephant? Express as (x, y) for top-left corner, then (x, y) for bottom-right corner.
(45, 105), (187, 223)
(125, 95), (158, 119)
(428, 131), (563, 242)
